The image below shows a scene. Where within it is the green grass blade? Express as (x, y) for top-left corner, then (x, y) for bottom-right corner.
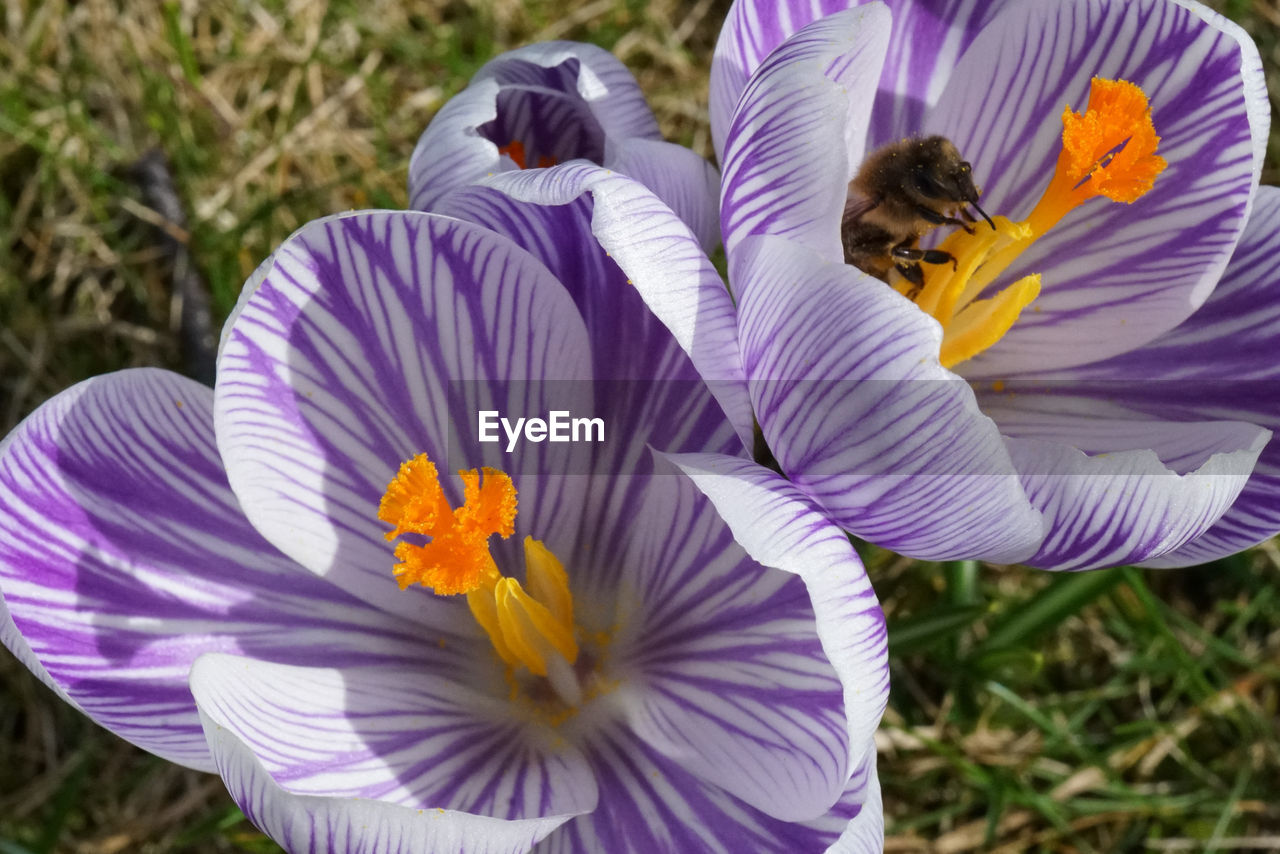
(975, 569), (1125, 653)
(888, 603), (986, 656)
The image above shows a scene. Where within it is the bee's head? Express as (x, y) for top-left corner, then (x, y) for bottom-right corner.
(910, 137), (978, 202)
(911, 136), (994, 227)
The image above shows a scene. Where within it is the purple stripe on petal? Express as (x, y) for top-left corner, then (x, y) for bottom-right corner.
(996, 187), (1280, 565)
(541, 725), (874, 854)
(1004, 428), (1266, 571)
(0, 369), (441, 770)
(194, 660), (585, 854)
(821, 753), (884, 853)
(734, 234), (1044, 563)
(607, 136), (721, 253)
(928, 0), (1268, 376)
(443, 164), (754, 453)
(711, 1), (1008, 161)
(607, 470), (854, 821)
(1139, 466), (1280, 567)
(711, 0), (851, 161)
(719, 5), (892, 263)
(216, 211), (597, 622)
(191, 656), (596, 818)
(665, 453), (889, 765)
(867, 0), (1011, 147)
(1038, 188), (1280, 384)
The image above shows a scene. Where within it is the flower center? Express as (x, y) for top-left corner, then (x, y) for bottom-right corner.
(902, 78), (1167, 368)
(379, 454), (583, 707)
(498, 140), (557, 170)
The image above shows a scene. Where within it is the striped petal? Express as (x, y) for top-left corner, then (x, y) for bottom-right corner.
(600, 467), (866, 821)
(665, 451), (888, 755)
(719, 5), (891, 263)
(409, 41), (658, 212)
(825, 754), (884, 853)
(191, 654), (592, 854)
(539, 726), (881, 853)
(1040, 187), (1280, 382)
(711, 0), (1007, 161)
(0, 369), (439, 771)
(439, 162), (753, 452)
(606, 136), (721, 253)
(929, 0), (1269, 376)
(1142, 441), (1280, 568)
(736, 234), (1043, 562)
(1015, 187), (1280, 566)
(711, 0), (849, 160)
(982, 392), (1269, 570)
(215, 211), (595, 622)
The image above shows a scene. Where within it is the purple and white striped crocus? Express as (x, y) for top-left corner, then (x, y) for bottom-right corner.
(0, 165), (889, 851)
(408, 40), (720, 253)
(644, 0), (1277, 571)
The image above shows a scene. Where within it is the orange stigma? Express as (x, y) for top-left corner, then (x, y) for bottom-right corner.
(378, 454), (516, 595)
(1028, 77), (1168, 234)
(498, 140), (557, 170)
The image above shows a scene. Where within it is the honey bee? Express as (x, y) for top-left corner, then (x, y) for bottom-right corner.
(841, 135), (994, 298)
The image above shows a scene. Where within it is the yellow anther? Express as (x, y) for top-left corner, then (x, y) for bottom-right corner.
(907, 78), (1164, 369)
(494, 577), (580, 677)
(938, 274), (1041, 368)
(523, 537), (573, 631)
(466, 588), (519, 667)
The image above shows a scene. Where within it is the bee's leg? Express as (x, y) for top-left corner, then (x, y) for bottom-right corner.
(915, 204), (974, 235)
(894, 262), (925, 300)
(842, 222), (896, 277)
(892, 244), (957, 271)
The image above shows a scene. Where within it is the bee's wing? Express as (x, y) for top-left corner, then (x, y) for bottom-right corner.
(842, 194), (878, 222)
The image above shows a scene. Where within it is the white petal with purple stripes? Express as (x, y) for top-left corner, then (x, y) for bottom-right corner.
(736, 235), (1044, 562)
(928, 0), (1268, 376)
(604, 468), (857, 821)
(711, 0), (851, 160)
(710, 0), (1009, 160)
(985, 396), (1269, 569)
(666, 452), (888, 752)
(441, 163), (754, 451)
(192, 655), (591, 854)
(1017, 187), (1280, 566)
(539, 725), (880, 853)
(719, 5), (891, 263)
(215, 211), (595, 622)
(0, 369), (440, 770)
(606, 136), (721, 253)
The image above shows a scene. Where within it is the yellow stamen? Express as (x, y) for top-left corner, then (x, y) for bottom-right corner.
(466, 587), (519, 667)
(523, 536), (573, 630)
(903, 78), (1166, 368)
(495, 576), (579, 676)
(379, 455), (581, 690)
(938, 274), (1041, 369)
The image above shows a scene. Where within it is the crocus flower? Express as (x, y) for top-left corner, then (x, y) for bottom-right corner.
(408, 40), (720, 253)
(0, 165), (889, 850)
(649, 0), (1276, 570)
